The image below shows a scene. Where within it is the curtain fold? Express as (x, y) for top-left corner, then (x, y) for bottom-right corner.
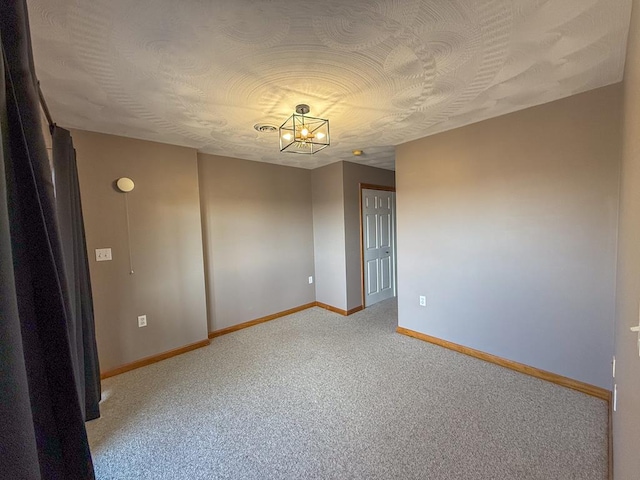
(52, 126), (101, 421)
(0, 34), (42, 480)
(1, 1), (97, 478)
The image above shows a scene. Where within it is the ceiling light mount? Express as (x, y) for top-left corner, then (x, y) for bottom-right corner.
(279, 104), (330, 155)
(295, 104), (310, 115)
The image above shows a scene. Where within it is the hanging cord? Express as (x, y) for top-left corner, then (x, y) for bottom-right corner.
(124, 193), (134, 274)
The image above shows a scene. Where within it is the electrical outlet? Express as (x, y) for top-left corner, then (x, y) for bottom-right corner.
(419, 295), (426, 307)
(137, 315), (147, 328)
(308, 276), (313, 284)
(95, 248), (112, 262)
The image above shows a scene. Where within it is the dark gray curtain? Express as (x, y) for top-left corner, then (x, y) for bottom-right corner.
(1, 1), (98, 478)
(52, 126), (101, 420)
(52, 126), (101, 422)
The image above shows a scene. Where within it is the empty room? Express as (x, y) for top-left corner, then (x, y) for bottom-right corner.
(2, 0), (640, 479)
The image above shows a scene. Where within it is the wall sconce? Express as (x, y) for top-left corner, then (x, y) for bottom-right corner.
(115, 177), (135, 274)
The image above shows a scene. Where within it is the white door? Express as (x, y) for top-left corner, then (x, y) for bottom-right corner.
(362, 188), (396, 307)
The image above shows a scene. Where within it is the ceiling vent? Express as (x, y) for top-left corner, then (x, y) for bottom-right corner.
(254, 123), (278, 133)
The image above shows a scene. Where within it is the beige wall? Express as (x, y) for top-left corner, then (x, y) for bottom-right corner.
(396, 85), (621, 389)
(614, 0), (640, 476)
(198, 154), (315, 331)
(311, 162), (347, 310)
(311, 161), (395, 311)
(71, 133), (389, 368)
(72, 130), (208, 372)
(342, 161), (395, 310)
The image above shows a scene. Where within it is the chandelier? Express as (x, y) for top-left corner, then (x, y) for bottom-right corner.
(279, 104), (330, 154)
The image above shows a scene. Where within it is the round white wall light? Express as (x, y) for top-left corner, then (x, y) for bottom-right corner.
(116, 177), (135, 193)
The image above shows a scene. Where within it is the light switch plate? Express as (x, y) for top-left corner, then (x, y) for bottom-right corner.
(95, 248), (112, 262)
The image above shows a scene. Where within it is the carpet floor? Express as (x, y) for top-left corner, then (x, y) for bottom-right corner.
(87, 299), (608, 479)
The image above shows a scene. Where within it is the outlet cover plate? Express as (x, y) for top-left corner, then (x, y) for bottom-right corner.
(138, 315), (147, 328)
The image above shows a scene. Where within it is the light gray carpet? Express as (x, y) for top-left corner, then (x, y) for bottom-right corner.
(87, 299), (608, 479)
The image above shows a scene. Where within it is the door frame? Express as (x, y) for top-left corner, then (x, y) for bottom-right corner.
(359, 183), (397, 308)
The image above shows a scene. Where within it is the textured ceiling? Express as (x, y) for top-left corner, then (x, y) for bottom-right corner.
(28, 0), (632, 170)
